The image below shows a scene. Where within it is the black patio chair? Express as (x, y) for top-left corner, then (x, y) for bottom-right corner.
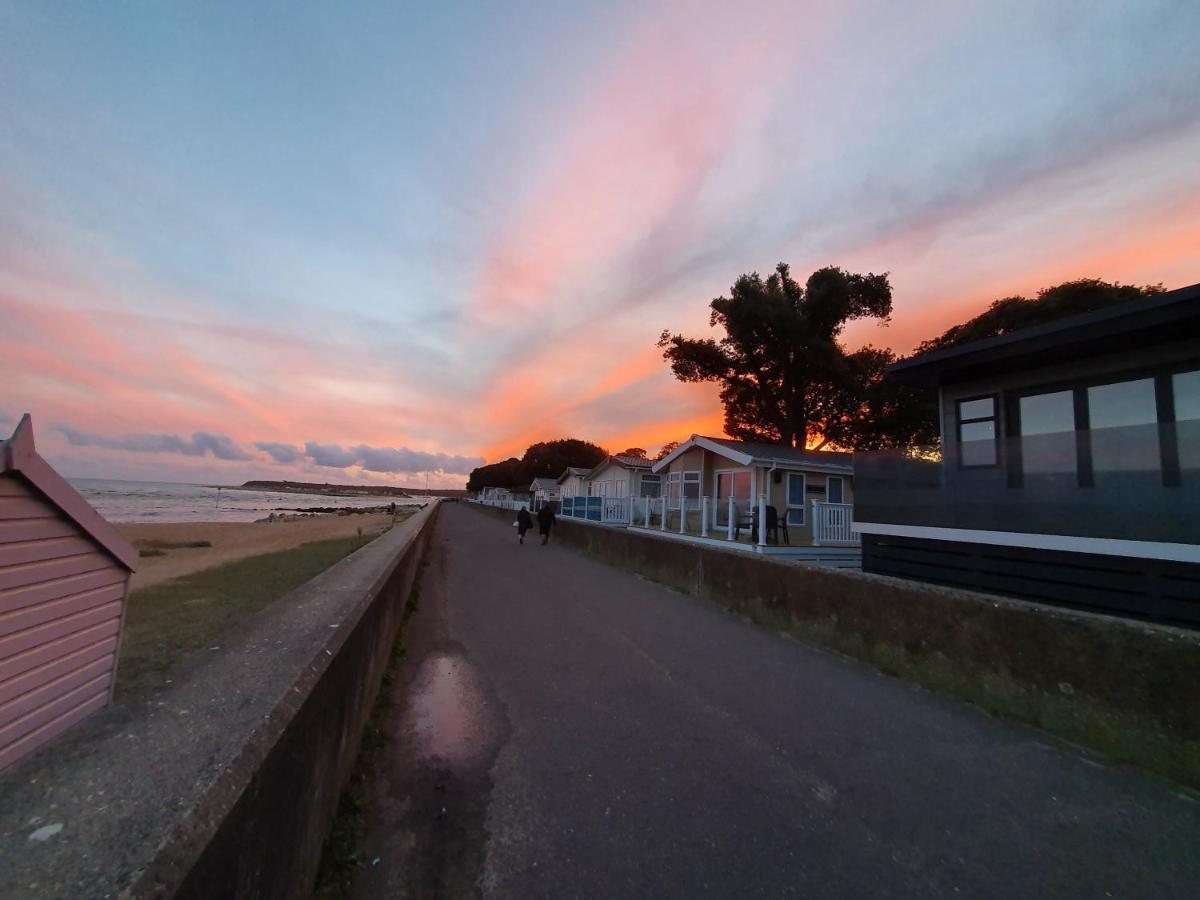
(765, 505), (789, 545)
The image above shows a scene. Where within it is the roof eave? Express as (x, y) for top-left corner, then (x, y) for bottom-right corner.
(4, 415), (138, 571)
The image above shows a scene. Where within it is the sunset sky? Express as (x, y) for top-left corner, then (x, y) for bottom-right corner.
(2, 1), (1198, 487)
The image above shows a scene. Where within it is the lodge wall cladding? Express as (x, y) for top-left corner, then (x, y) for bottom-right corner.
(469, 503), (1200, 743)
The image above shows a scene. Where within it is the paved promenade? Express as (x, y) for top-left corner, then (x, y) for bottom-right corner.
(354, 503), (1200, 899)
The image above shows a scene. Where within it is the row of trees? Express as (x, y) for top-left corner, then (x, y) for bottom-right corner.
(467, 272), (1163, 490)
(465, 439), (660, 493)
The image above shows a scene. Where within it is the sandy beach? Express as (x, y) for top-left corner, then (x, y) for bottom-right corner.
(118, 513), (398, 591)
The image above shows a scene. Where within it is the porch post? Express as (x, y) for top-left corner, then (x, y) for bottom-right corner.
(644, 496), (651, 527)
(811, 500), (821, 546)
(757, 494), (767, 548)
(660, 496), (667, 531)
(701, 497), (709, 537)
(726, 495), (735, 541)
(679, 496), (687, 534)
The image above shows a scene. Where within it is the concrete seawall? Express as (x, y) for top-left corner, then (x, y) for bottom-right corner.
(0, 502), (440, 899)
(470, 503), (1200, 785)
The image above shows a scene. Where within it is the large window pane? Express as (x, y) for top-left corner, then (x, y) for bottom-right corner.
(827, 477), (844, 504)
(787, 473), (805, 525)
(1176, 370), (1200, 473)
(787, 473), (805, 505)
(960, 420), (996, 466)
(1088, 379), (1158, 477)
(1020, 391), (1076, 476)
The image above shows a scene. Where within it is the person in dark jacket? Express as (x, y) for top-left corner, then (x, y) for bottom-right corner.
(516, 507), (533, 544)
(537, 503), (556, 545)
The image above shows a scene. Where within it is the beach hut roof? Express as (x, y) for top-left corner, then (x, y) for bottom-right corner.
(2, 415), (137, 571)
(584, 455), (653, 480)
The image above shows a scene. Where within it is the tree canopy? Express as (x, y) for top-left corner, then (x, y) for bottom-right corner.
(658, 263), (928, 449)
(913, 278), (1164, 355)
(466, 438), (607, 492)
(652, 440), (680, 462)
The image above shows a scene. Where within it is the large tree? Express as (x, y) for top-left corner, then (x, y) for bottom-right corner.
(521, 438), (607, 479)
(465, 457), (526, 493)
(658, 263), (899, 449)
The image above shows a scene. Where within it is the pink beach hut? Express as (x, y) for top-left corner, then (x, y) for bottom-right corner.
(1, 415), (136, 772)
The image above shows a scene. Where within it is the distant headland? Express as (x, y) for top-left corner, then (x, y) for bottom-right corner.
(233, 480), (469, 498)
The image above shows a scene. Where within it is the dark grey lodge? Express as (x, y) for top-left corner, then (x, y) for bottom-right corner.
(854, 282), (1200, 626)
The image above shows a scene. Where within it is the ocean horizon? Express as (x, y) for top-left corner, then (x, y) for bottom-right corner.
(69, 477), (426, 525)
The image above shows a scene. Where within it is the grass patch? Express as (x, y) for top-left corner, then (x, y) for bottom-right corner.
(745, 605), (1200, 791)
(116, 534), (375, 698)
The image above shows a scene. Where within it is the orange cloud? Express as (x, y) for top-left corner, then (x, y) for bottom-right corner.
(465, 2), (816, 330)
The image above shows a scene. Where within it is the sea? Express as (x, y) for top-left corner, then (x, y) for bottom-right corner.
(69, 478), (427, 525)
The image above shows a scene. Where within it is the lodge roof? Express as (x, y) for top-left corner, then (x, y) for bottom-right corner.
(555, 466), (593, 483)
(651, 434), (853, 474)
(887, 281), (1200, 388)
(2, 415), (137, 571)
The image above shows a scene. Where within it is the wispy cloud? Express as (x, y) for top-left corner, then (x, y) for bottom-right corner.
(59, 426), (254, 461)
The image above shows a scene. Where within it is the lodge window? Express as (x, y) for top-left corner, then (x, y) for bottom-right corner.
(956, 395), (998, 467)
(786, 472), (805, 525)
(1087, 378), (1158, 481)
(639, 474), (662, 498)
(683, 471), (701, 500)
(826, 476), (844, 504)
(1174, 370), (1200, 473)
(1018, 390), (1077, 477)
(1008, 365), (1200, 488)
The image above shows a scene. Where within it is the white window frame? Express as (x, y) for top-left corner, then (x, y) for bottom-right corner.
(666, 472), (682, 508)
(713, 467), (752, 526)
(786, 472), (806, 525)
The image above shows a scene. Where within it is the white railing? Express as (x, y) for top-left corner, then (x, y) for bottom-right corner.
(601, 496), (632, 524)
(811, 501), (857, 545)
(474, 496), (529, 511)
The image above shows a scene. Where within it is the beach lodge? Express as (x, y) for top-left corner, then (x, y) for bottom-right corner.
(853, 282), (1200, 626)
(550, 436), (858, 562)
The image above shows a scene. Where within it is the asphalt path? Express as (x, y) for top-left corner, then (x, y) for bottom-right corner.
(354, 503), (1200, 899)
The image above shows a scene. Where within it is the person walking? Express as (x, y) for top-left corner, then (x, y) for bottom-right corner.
(537, 502), (556, 545)
(516, 507), (533, 544)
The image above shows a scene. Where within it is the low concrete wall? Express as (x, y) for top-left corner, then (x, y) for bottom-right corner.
(0, 502), (440, 899)
(470, 503), (1200, 784)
